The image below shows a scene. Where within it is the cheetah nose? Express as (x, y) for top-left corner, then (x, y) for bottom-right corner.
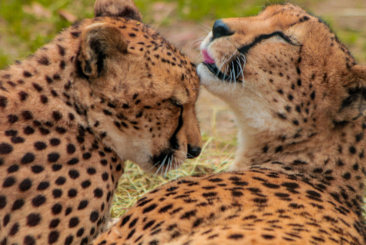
(187, 144), (202, 159)
(212, 20), (232, 40)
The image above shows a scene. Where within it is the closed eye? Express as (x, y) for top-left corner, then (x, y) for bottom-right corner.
(238, 31), (300, 55)
(169, 98), (182, 107)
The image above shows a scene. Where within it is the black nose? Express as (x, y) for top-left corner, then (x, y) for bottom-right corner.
(187, 145), (201, 159)
(212, 19), (232, 40)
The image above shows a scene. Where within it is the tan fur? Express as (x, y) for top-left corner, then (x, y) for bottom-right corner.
(93, 4), (366, 245)
(0, 0), (201, 244)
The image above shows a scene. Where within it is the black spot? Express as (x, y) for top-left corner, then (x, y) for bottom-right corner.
(68, 158), (79, 165)
(281, 182), (299, 189)
(53, 189), (63, 198)
(9, 222), (19, 236)
(39, 127), (50, 135)
(52, 204), (62, 215)
(103, 110), (112, 116)
(296, 67), (301, 74)
(37, 56), (50, 65)
(37, 181), (50, 190)
(48, 230), (60, 244)
(22, 111), (33, 120)
(208, 178), (223, 183)
(46, 75), (53, 84)
(32, 195), (46, 207)
(129, 218), (138, 228)
(81, 180), (91, 188)
(23, 71), (32, 77)
(0, 196), (6, 209)
(349, 146), (356, 154)
(76, 228), (84, 237)
(24, 236), (36, 245)
(49, 219), (60, 228)
(50, 138), (61, 146)
(127, 229), (135, 239)
(19, 178), (32, 191)
(83, 152), (92, 160)
(143, 204), (158, 214)
(52, 164), (62, 171)
(48, 153), (60, 162)
(310, 91), (316, 100)
(275, 146), (283, 153)
(34, 142), (47, 151)
(12, 199), (24, 210)
(27, 213), (41, 226)
(69, 169), (80, 179)
(19, 91), (28, 101)
(0, 143), (13, 154)
(94, 188), (103, 198)
(3, 177), (16, 188)
(52, 111), (63, 121)
(69, 217), (79, 228)
(11, 136), (24, 144)
(180, 210), (197, 219)
(55, 177), (66, 185)
(343, 172), (351, 180)
(66, 208), (73, 216)
(90, 211), (99, 222)
(262, 182), (280, 189)
(40, 95), (48, 104)
(24, 126), (35, 135)
(5, 130), (17, 137)
(58, 44), (65, 56)
(0, 96), (8, 108)
(7, 114), (18, 124)
(262, 234), (275, 240)
(7, 165), (19, 173)
(228, 234), (244, 240)
(78, 200), (89, 210)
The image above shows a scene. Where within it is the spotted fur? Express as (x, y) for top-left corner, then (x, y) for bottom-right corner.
(0, 0), (201, 244)
(93, 4), (366, 245)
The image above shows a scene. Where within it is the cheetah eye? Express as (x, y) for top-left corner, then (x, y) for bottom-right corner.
(169, 98), (182, 107)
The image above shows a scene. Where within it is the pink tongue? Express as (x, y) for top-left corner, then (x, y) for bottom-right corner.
(202, 50), (215, 64)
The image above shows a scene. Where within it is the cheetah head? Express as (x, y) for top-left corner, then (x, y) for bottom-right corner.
(197, 4), (366, 170)
(73, 0), (202, 173)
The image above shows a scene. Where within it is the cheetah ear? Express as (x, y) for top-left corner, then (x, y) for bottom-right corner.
(334, 65), (366, 123)
(94, 0), (142, 21)
(352, 64), (366, 82)
(78, 24), (128, 79)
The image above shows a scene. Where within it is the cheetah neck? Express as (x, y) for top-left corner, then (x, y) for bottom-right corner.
(231, 117), (366, 217)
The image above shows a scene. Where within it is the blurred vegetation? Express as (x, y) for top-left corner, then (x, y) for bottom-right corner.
(1, 0), (366, 68)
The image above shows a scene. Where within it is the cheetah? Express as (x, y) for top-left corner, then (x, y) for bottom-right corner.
(0, 0), (202, 244)
(93, 4), (366, 245)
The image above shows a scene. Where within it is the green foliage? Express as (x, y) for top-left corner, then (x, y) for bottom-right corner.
(0, 0), (93, 68)
(0, 51), (10, 69)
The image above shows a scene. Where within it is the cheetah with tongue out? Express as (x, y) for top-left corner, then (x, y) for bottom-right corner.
(93, 4), (366, 245)
(0, 0), (202, 244)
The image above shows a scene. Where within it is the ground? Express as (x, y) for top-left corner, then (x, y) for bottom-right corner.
(0, 0), (366, 218)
